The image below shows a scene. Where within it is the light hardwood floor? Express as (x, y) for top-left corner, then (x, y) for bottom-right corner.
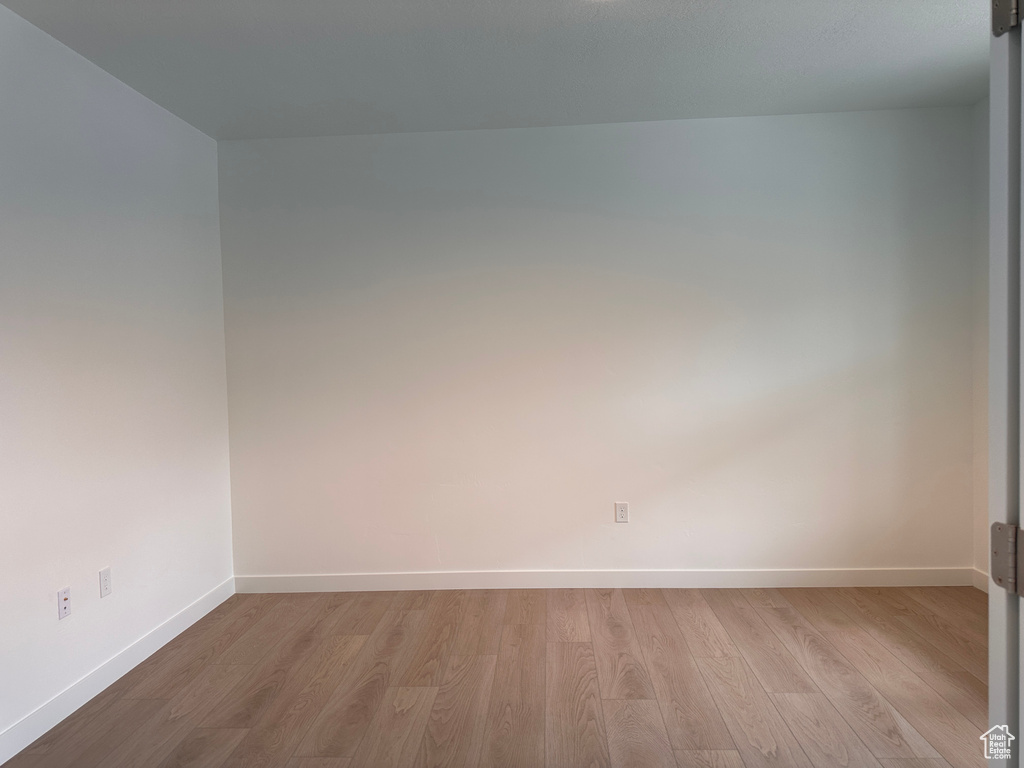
(5, 587), (987, 768)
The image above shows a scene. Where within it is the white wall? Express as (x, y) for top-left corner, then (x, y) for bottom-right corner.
(0, 4), (233, 758)
(220, 107), (977, 588)
(972, 98), (991, 586)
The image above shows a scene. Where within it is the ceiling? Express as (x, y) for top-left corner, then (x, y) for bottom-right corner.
(3, 0), (988, 140)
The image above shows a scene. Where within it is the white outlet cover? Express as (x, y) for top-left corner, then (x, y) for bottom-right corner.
(99, 567), (112, 598)
(58, 586), (70, 619)
(615, 502), (629, 523)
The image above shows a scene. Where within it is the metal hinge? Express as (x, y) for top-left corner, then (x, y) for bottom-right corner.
(995, 0), (1020, 36)
(992, 522), (1019, 594)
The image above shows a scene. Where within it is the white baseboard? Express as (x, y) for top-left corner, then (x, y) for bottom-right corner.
(0, 576), (235, 766)
(973, 568), (990, 592)
(234, 567), (974, 593)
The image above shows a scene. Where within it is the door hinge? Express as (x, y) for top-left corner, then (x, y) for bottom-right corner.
(992, 522), (1019, 594)
(994, 0), (1019, 36)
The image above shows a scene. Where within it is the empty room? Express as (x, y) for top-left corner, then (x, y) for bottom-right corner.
(1, 1), (1016, 767)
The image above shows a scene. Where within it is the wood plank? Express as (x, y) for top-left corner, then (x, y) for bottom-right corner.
(452, 590), (508, 655)
(480, 623), (546, 768)
(201, 596), (350, 729)
(547, 589), (592, 642)
(675, 753), (749, 765)
(781, 589), (861, 633)
(695, 656), (813, 768)
(415, 654), (497, 768)
(503, 590), (546, 625)
(545, 643), (611, 768)
(741, 589), (792, 610)
(219, 635), (367, 768)
(674, 751), (746, 768)
(393, 591), (435, 610)
(584, 589), (656, 699)
(769, 692), (882, 768)
(154, 728), (249, 768)
(602, 699), (675, 768)
(18, 671), (140, 755)
(754, 605), (937, 760)
(396, 590), (467, 687)
(848, 589), (986, 681)
(349, 687), (438, 768)
(876, 761), (953, 768)
(101, 664), (251, 768)
(822, 589), (987, 729)
(215, 593), (324, 666)
(28, 697), (166, 768)
(663, 590), (739, 659)
(701, 589), (816, 694)
(122, 594), (283, 700)
(296, 609), (426, 758)
(824, 627), (985, 768)
(330, 591), (396, 635)
(285, 759), (352, 768)
(622, 588), (667, 606)
(626, 603), (733, 751)
(894, 589), (986, 638)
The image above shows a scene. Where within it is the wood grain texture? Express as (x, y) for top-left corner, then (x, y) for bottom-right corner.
(821, 589), (987, 730)
(848, 589), (986, 682)
(415, 654), (497, 768)
(701, 589), (816, 694)
(754, 605), (936, 760)
(296, 609), (425, 758)
(8, 588), (990, 768)
(626, 603), (734, 751)
(220, 635), (367, 768)
(894, 589), (986, 639)
(545, 643), (610, 768)
(393, 591), (435, 610)
(330, 591), (396, 635)
(769, 692), (883, 768)
(102, 664), (251, 768)
(503, 590), (546, 625)
(348, 686), (438, 768)
(397, 590), (467, 687)
(154, 729), (249, 768)
(741, 589), (792, 610)
(696, 655), (814, 768)
(621, 588), (667, 606)
(452, 590), (508, 655)
(480, 623), (546, 768)
(122, 595), (283, 700)
(674, 751), (746, 768)
(216, 594), (324, 666)
(584, 588), (656, 700)
(29, 697), (167, 768)
(663, 589), (739, 659)
(547, 589), (592, 642)
(602, 699), (675, 768)
(824, 627), (983, 768)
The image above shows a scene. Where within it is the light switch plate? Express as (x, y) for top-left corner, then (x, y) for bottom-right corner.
(58, 586), (70, 619)
(99, 567), (112, 598)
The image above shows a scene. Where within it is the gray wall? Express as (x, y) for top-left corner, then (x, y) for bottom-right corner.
(219, 108), (977, 584)
(0, 4), (232, 755)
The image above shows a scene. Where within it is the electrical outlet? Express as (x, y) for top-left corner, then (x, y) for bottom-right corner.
(614, 502), (629, 523)
(58, 587), (70, 619)
(99, 567), (112, 598)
